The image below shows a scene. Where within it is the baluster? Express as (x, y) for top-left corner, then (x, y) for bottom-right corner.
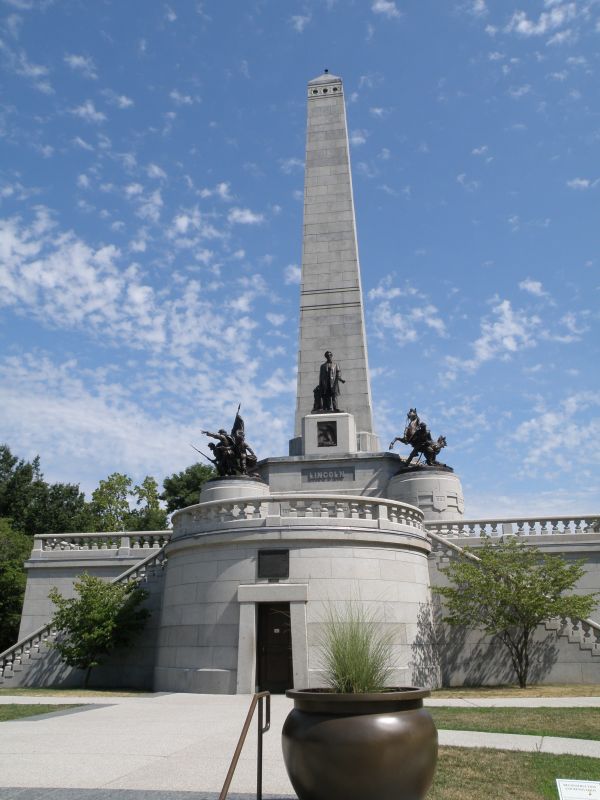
(550, 518), (562, 534)
(465, 523), (476, 537)
(335, 501), (347, 519)
(582, 622), (597, 648)
(319, 500), (330, 518)
(245, 501), (259, 519)
(349, 501), (360, 519)
(389, 505), (399, 524)
(515, 520), (526, 536)
(573, 518), (584, 533)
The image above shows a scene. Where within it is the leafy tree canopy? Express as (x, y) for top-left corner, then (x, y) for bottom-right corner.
(128, 476), (169, 531)
(0, 519), (32, 653)
(435, 537), (598, 688)
(90, 472), (132, 532)
(161, 462), (214, 513)
(0, 445), (91, 536)
(49, 573), (150, 687)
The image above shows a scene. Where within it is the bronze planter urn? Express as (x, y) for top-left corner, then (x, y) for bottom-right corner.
(282, 688), (438, 800)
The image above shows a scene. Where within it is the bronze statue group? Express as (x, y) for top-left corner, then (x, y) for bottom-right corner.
(199, 409), (258, 477)
(196, 355), (448, 478)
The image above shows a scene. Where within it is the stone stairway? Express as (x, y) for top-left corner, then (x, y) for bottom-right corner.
(0, 545), (168, 687)
(426, 526), (600, 668)
(543, 616), (600, 658)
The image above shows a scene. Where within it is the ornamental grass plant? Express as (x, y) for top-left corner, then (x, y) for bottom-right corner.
(318, 603), (395, 693)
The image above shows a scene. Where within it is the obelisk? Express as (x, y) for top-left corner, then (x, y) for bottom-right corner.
(292, 71), (378, 454)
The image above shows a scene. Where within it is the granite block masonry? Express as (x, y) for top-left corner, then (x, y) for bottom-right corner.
(293, 71), (377, 453)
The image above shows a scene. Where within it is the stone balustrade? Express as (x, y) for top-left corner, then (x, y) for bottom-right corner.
(545, 616), (600, 656)
(31, 530), (172, 557)
(0, 546), (168, 681)
(426, 515), (600, 539)
(173, 493), (424, 537)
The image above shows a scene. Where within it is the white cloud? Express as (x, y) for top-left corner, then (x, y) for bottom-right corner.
(266, 313), (285, 327)
(505, 4), (577, 37)
(103, 90), (134, 108)
(370, 281), (447, 344)
(456, 173), (480, 191)
(0, 207), (261, 367)
(284, 264), (301, 284)
(566, 177), (595, 190)
(170, 89), (195, 106)
(290, 14), (311, 32)
(519, 278), (550, 299)
(147, 163), (167, 180)
(164, 4), (177, 22)
(350, 129), (368, 146)
(64, 53), (97, 79)
(510, 393), (600, 471)
(508, 84), (532, 99)
(0, 40), (53, 92)
(472, 145), (488, 156)
(72, 136), (94, 151)
(200, 181), (233, 201)
(444, 299), (540, 379)
(279, 157), (304, 174)
(69, 100), (106, 123)
(227, 207), (264, 225)
(372, 0), (401, 19)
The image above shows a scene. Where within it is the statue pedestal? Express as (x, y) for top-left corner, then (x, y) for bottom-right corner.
(387, 467), (464, 521)
(199, 475), (269, 504)
(302, 413), (357, 457)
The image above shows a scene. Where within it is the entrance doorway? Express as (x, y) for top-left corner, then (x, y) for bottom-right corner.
(256, 602), (293, 693)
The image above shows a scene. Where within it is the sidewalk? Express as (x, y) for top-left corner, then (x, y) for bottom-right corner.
(0, 693), (599, 800)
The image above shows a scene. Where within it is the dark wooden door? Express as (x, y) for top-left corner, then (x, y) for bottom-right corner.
(257, 602), (293, 693)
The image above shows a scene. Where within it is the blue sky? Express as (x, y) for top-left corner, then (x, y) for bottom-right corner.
(0, 0), (598, 517)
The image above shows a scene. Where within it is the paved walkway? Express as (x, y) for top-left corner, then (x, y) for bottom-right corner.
(0, 693), (599, 799)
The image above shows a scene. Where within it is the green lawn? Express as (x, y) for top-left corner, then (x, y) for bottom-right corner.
(428, 747), (600, 799)
(432, 684), (600, 698)
(0, 704), (81, 722)
(429, 707), (600, 740)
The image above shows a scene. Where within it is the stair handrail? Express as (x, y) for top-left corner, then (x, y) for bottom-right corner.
(0, 543), (168, 675)
(219, 691), (271, 800)
(426, 528), (600, 636)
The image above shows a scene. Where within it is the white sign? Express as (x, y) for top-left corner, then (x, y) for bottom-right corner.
(557, 779), (600, 799)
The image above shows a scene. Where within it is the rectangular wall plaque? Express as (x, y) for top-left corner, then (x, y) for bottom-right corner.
(258, 550), (290, 580)
(301, 467), (355, 484)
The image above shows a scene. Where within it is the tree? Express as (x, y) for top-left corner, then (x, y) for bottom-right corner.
(128, 476), (168, 531)
(90, 472), (132, 531)
(435, 537), (598, 688)
(0, 445), (92, 535)
(161, 463), (215, 513)
(49, 574), (150, 687)
(0, 519), (31, 652)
